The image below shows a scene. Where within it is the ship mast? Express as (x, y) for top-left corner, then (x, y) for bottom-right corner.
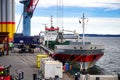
(51, 16), (53, 27)
(79, 13), (88, 45)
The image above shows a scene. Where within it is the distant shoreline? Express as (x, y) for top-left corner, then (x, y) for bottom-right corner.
(80, 34), (120, 37)
(64, 34), (120, 37)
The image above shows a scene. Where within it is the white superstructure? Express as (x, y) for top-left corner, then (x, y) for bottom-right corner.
(44, 27), (59, 41)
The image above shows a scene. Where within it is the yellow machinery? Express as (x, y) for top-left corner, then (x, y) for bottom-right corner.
(36, 54), (48, 68)
(0, 0), (15, 41)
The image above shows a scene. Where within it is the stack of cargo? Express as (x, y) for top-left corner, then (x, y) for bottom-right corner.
(40, 57), (53, 70)
(42, 60), (63, 79)
(36, 54), (63, 79)
(36, 54), (48, 68)
(40, 59), (63, 79)
(0, 0), (15, 41)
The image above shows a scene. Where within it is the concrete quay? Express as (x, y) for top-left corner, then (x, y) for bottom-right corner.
(0, 52), (74, 80)
(1, 52), (119, 80)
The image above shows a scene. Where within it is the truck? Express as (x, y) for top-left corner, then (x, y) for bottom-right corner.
(13, 33), (40, 53)
(13, 33), (40, 44)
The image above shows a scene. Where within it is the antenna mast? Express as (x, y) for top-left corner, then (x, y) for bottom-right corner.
(79, 13), (88, 45)
(51, 16), (53, 27)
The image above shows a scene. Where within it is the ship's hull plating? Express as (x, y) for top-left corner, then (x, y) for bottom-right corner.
(40, 44), (104, 69)
(52, 52), (103, 69)
(52, 52), (103, 62)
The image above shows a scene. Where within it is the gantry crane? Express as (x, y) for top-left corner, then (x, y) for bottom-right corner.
(20, 0), (39, 36)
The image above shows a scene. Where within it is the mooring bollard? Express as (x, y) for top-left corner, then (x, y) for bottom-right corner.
(118, 73), (120, 80)
(33, 73), (37, 80)
(19, 71), (24, 80)
(75, 73), (79, 80)
(96, 77), (100, 80)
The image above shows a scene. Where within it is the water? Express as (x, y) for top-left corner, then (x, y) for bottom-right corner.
(85, 37), (120, 74)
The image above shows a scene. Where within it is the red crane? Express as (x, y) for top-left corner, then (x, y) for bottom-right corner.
(27, 0), (39, 13)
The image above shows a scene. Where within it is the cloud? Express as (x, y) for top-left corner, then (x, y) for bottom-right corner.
(85, 17), (120, 34)
(15, 0), (120, 10)
(31, 17), (120, 35)
(15, 14), (120, 35)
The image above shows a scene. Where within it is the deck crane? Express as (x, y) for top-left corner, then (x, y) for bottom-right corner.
(19, 0), (39, 36)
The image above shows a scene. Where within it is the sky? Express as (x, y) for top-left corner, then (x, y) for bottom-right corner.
(15, 0), (120, 35)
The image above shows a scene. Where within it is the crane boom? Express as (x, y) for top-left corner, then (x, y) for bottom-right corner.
(19, 0), (39, 36)
(27, 0), (39, 13)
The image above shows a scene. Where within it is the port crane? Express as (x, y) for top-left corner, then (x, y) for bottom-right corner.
(13, 0), (40, 53)
(19, 0), (39, 36)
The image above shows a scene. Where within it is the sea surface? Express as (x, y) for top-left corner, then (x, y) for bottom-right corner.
(84, 37), (120, 74)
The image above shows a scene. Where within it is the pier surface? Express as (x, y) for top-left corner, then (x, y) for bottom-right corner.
(0, 52), (119, 80)
(0, 52), (74, 80)
(0, 53), (37, 80)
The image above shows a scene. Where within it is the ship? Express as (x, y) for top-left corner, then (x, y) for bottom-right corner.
(40, 15), (104, 70)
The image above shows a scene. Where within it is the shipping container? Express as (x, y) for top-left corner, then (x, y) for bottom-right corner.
(40, 57), (53, 70)
(42, 61), (63, 79)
